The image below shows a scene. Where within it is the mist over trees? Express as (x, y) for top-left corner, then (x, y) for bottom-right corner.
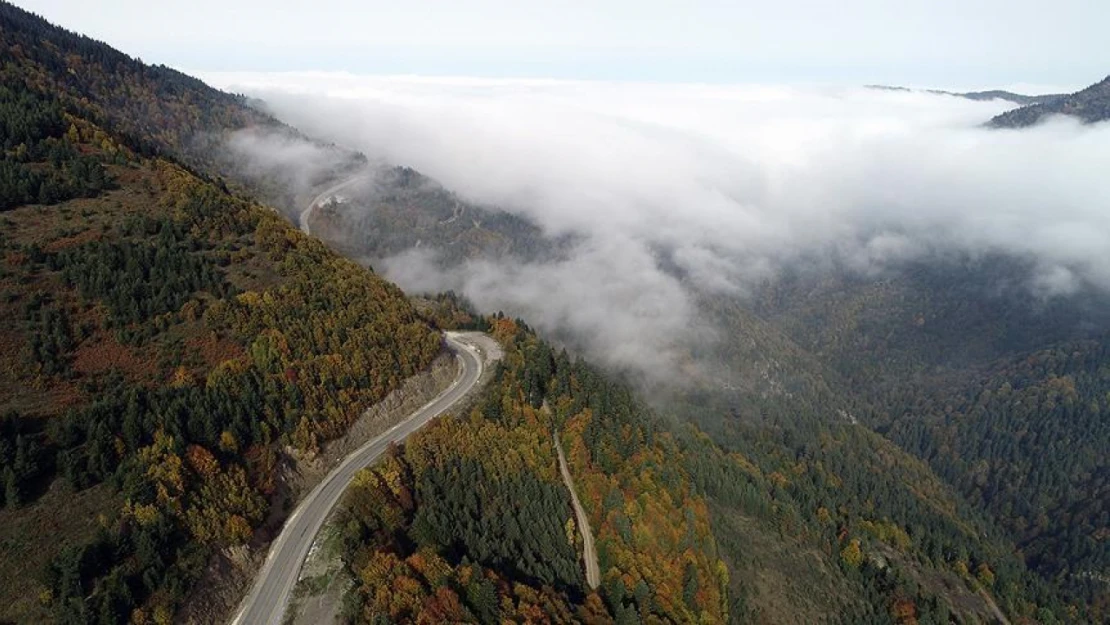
(212, 74), (1110, 384)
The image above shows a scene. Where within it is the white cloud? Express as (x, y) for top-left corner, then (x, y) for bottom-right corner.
(204, 73), (1110, 376)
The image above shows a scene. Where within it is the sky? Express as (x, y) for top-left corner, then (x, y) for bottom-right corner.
(16, 0), (1108, 88)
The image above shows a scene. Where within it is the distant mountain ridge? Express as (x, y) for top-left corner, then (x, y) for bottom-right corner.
(865, 83), (1065, 105)
(988, 74), (1110, 127)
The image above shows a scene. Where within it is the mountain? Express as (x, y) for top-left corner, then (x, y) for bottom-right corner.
(957, 89), (1064, 105)
(0, 2), (1102, 624)
(989, 75), (1110, 127)
(749, 257), (1110, 610)
(0, 2), (268, 161)
(0, 105), (439, 624)
(296, 154), (1096, 622)
(865, 84), (1065, 106)
(304, 166), (564, 265)
(336, 323), (729, 623)
(0, 4), (445, 622)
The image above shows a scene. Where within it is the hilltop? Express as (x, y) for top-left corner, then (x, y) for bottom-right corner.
(989, 75), (1110, 127)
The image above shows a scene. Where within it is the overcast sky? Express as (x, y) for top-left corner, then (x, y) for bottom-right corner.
(16, 0), (1108, 88)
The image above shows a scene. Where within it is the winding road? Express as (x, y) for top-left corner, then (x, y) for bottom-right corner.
(555, 432), (601, 589)
(299, 175), (369, 235)
(232, 332), (496, 625)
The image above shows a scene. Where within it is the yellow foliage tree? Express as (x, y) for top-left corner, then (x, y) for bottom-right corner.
(840, 538), (864, 568)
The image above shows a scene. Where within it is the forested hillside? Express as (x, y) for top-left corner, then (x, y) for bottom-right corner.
(298, 147), (1107, 624)
(865, 85), (1064, 106)
(0, 2), (268, 163)
(884, 342), (1110, 611)
(339, 321), (727, 623)
(0, 32), (441, 621)
(327, 167), (1110, 622)
(749, 257), (1110, 620)
(336, 305), (1087, 624)
(0, 82), (114, 209)
(989, 75), (1110, 127)
(306, 166), (564, 265)
(0, 1), (362, 214)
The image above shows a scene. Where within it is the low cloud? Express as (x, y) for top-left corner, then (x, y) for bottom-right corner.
(220, 125), (366, 219)
(203, 72), (1110, 377)
(224, 128), (333, 195)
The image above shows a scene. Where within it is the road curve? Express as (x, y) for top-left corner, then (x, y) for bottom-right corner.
(300, 175), (369, 235)
(232, 332), (493, 625)
(555, 432), (601, 589)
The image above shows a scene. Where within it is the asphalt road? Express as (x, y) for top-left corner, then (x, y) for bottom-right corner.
(555, 432), (601, 589)
(299, 175), (368, 235)
(231, 331), (495, 625)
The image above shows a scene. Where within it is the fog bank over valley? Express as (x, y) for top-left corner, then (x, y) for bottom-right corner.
(203, 72), (1110, 377)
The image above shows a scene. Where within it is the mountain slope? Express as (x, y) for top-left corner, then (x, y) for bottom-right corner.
(989, 75), (1110, 127)
(956, 89), (1064, 105)
(337, 323), (728, 623)
(0, 1), (363, 216)
(0, 6), (739, 625)
(2, 2), (1102, 623)
(750, 256), (1110, 617)
(0, 8), (445, 621)
(0, 153), (441, 623)
(0, 2), (268, 161)
(305, 166), (564, 265)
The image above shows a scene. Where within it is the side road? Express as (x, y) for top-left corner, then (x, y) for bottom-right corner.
(555, 432), (601, 589)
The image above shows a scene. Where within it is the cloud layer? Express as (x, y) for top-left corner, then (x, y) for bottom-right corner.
(204, 73), (1110, 375)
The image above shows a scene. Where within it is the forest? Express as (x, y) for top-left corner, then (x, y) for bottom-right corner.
(743, 257), (1110, 619)
(0, 80), (114, 210)
(0, 83), (441, 620)
(0, 0), (268, 163)
(338, 320), (727, 624)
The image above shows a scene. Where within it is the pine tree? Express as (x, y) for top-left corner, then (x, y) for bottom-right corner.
(3, 466), (20, 509)
(682, 562), (699, 608)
